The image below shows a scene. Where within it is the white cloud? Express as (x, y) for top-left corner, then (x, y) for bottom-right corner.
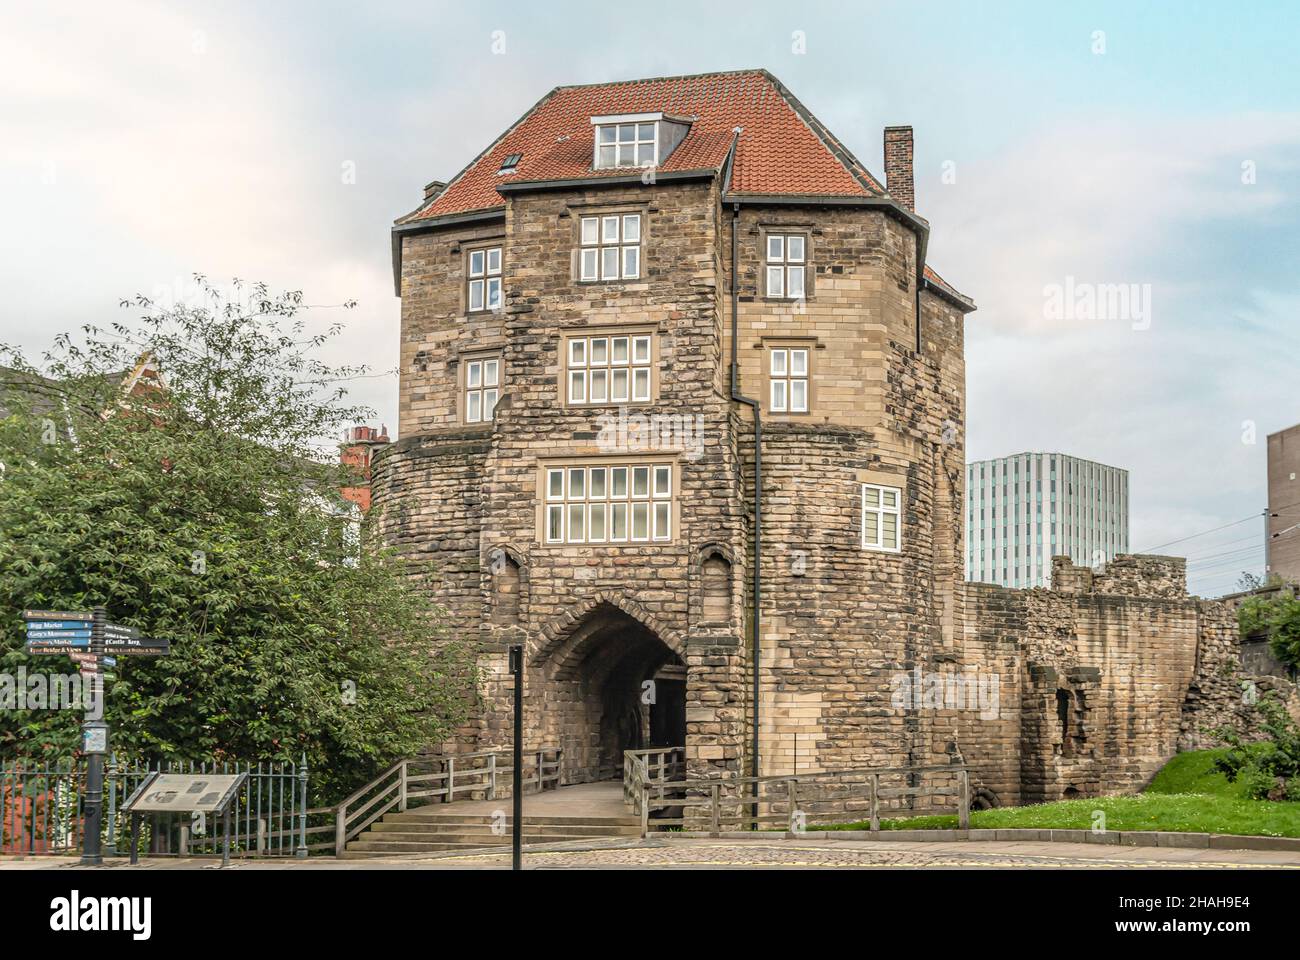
(934, 112), (1300, 594)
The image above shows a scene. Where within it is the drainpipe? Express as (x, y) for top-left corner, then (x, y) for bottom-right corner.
(729, 201), (762, 822)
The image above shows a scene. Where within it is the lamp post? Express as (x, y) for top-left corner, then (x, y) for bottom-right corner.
(509, 643), (523, 871)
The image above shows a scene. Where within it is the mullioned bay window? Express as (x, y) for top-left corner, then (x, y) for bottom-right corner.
(543, 462), (674, 544)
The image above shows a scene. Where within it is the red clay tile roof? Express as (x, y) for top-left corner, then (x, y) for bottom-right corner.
(404, 69), (883, 222)
(922, 265), (973, 309)
(398, 69), (972, 309)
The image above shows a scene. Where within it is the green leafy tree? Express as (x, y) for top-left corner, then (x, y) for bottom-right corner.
(1213, 696), (1300, 801)
(1236, 586), (1300, 670)
(0, 277), (475, 801)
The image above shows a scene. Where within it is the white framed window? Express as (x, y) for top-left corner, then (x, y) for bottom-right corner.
(765, 234), (806, 300)
(566, 333), (652, 404)
(543, 462), (674, 544)
(768, 348), (809, 413)
(464, 357), (500, 423)
(579, 214), (641, 281)
(595, 122), (657, 169)
(862, 483), (902, 552)
(468, 246), (502, 312)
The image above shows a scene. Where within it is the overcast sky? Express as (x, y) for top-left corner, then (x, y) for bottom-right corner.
(2, 0), (1297, 596)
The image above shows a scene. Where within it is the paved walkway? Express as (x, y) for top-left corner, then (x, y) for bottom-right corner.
(5, 834), (1299, 870)
(401, 780), (629, 819)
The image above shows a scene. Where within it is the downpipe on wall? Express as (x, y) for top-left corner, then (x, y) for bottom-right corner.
(729, 201), (762, 825)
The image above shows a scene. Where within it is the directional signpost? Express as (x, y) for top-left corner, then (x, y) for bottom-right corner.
(22, 606), (171, 865)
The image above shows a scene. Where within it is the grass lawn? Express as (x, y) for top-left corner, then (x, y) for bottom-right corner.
(810, 748), (1300, 838)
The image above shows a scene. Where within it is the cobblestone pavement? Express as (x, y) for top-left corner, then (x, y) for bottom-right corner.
(5, 836), (1298, 870)
(399, 836), (1300, 870)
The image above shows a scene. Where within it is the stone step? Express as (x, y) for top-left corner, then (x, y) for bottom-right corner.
(387, 811), (641, 827)
(369, 820), (641, 837)
(356, 831), (597, 845)
(344, 835), (596, 854)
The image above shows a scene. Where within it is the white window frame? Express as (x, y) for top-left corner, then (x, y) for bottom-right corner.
(566, 333), (652, 404)
(579, 214), (641, 282)
(861, 483), (902, 553)
(468, 246), (502, 312)
(768, 347), (809, 413)
(593, 122), (658, 169)
(543, 462), (674, 544)
(765, 234), (807, 300)
(464, 356), (500, 424)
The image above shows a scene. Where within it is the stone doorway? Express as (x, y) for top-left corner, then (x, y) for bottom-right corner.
(535, 601), (686, 785)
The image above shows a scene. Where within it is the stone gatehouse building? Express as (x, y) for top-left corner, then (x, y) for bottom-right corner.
(373, 69), (1273, 809)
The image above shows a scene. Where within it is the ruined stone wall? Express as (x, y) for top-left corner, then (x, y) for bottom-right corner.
(1180, 597), (1300, 748)
(952, 555), (1266, 807)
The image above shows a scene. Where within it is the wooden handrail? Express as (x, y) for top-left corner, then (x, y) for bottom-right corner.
(633, 761), (972, 837)
(330, 746), (562, 856)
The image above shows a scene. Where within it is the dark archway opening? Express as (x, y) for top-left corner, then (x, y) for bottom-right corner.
(548, 603), (686, 783)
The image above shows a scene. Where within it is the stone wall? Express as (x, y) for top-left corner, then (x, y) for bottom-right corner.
(946, 555), (1296, 807)
(379, 177), (753, 785)
(378, 167), (1274, 815)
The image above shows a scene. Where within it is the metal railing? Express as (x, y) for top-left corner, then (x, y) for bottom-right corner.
(330, 747), (562, 856)
(626, 759), (970, 837)
(1, 756), (310, 858)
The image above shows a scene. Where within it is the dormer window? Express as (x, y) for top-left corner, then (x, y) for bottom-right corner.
(591, 113), (691, 170)
(596, 122), (656, 168)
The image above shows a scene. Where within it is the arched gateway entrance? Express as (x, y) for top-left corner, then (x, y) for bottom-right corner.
(534, 601), (686, 784)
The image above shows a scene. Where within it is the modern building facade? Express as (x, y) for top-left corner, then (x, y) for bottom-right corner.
(1267, 424), (1300, 585)
(373, 70), (1264, 813)
(966, 453), (1129, 589)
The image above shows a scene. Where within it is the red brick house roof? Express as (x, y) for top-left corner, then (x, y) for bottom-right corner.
(402, 69), (885, 223)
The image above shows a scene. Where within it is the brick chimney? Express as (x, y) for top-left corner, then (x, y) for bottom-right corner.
(883, 126), (915, 212)
(340, 424), (390, 513)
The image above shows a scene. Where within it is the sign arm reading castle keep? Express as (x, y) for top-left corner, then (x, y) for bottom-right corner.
(377, 69), (1257, 809)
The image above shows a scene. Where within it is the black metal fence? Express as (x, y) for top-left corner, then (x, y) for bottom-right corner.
(1, 756), (309, 858)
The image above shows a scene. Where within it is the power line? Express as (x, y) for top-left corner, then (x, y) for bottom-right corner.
(1188, 550), (1264, 571)
(1181, 532), (1265, 562)
(1135, 513), (1261, 553)
(1134, 498), (1300, 557)
(1186, 541), (1265, 563)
